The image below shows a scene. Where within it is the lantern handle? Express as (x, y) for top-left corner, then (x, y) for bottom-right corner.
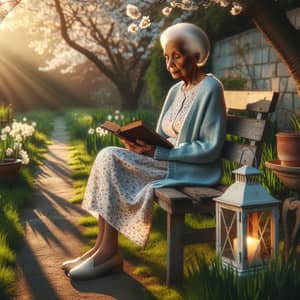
(239, 148), (257, 168)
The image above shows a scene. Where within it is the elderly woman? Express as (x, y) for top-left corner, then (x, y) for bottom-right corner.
(62, 23), (226, 280)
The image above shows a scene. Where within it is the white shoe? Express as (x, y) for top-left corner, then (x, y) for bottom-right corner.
(68, 252), (123, 280)
(61, 257), (84, 271)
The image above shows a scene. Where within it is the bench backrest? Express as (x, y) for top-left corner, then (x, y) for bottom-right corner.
(222, 91), (279, 167)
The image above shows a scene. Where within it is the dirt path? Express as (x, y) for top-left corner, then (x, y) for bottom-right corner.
(14, 117), (154, 300)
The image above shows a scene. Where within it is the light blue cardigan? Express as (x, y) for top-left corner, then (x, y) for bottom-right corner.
(153, 74), (226, 188)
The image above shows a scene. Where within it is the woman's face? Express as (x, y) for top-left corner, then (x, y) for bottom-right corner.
(164, 39), (197, 81)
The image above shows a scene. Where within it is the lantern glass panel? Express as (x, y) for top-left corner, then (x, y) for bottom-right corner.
(246, 210), (272, 264)
(220, 207), (237, 261)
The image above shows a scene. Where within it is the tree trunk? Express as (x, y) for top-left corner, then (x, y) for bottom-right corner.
(117, 85), (139, 110)
(239, 0), (300, 98)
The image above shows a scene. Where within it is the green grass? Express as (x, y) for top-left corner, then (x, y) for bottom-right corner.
(183, 253), (300, 300)
(0, 109), (54, 299)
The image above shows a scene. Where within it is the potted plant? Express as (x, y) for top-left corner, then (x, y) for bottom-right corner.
(0, 118), (36, 182)
(276, 116), (300, 167)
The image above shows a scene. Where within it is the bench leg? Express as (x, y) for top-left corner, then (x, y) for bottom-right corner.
(166, 213), (184, 286)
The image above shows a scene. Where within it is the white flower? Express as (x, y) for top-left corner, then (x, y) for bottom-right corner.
(220, 0), (230, 7)
(107, 114), (113, 121)
(19, 150), (29, 165)
(15, 134), (22, 142)
(170, 1), (178, 8)
(115, 110), (120, 115)
(23, 117), (27, 122)
(96, 127), (107, 137)
(132, 116), (136, 121)
(114, 115), (119, 121)
(1, 126), (10, 134)
(6, 148), (13, 157)
(230, 4), (243, 15)
(162, 7), (172, 16)
(120, 114), (125, 120)
(88, 128), (95, 135)
(32, 121), (37, 127)
(139, 16), (151, 29)
(128, 23), (138, 33)
(126, 4), (141, 20)
(1, 134), (7, 141)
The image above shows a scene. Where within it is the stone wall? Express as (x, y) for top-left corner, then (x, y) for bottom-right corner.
(212, 7), (300, 129)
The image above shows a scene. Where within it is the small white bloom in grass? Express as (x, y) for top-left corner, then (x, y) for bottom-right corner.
(132, 116), (136, 121)
(230, 3), (243, 15)
(32, 121), (37, 127)
(6, 148), (13, 157)
(162, 6), (172, 16)
(114, 115), (119, 121)
(23, 117), (27, 122)
(126, 4), (141, 20)
(96, 127), (107, 137)
(1, 134), (7, 141)
(139, 16), (151, 29)
(107, 114), (112, 121)
(128, 23), (138, 33)
(88, 128), (95, 135)
(115, 110), (120, 115)
(121, 114), (125, 120)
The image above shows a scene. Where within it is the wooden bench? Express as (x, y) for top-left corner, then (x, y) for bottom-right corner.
(154, 90), (279, 286)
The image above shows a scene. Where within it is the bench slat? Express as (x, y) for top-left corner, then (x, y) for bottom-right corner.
(222, 141), (257, 166)
(227, 115), (266, 142)
(224, 91), (278, 113)
(180, 186), (222, 201)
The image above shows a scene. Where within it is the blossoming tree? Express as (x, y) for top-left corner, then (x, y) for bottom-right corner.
(2, 0), (189, 109)
(129, 0), (300, 98)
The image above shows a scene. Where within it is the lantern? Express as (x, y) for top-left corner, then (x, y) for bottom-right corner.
(214, 166), (280, 275)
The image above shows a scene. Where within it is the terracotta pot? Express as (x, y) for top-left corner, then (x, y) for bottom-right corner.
(0, 159), (22, 183)
(276, 131), (300, 167)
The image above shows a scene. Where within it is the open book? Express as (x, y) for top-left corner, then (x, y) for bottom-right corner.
(100, 120), (173, 149)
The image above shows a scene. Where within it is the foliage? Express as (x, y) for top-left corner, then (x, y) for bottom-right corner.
(0, 110), (53, 299)
(145, 43), (174, 109)
(0, 104), (13, 123)
(182, 253), (300, 300)
(291, 116), (300, 131)
(220, 76), (247, 90)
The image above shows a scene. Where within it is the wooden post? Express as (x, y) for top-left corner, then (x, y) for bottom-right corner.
(166, 213), (184, 286)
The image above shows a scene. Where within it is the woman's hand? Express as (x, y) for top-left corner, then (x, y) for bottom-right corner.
(120, 138), (155, 157)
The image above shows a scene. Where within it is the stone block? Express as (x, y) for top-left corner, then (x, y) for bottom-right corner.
(271, 78), (280, 92)
(254, 65), (262, 78)
(262, 48), (269, 64)
(264, 79), (271, 90)
(279, 77), (289, 92)
(277, 63), (290, 77)
(262, 64), (276, 78)
(287, 77), (297, 93)
(245, 50), (255, 65)
(269, 48), (279, 63)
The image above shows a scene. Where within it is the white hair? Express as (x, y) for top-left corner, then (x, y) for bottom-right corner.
(160, 23), (211, 67)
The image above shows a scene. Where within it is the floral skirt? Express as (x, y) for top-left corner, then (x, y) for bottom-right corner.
(82, 146), (168, 247)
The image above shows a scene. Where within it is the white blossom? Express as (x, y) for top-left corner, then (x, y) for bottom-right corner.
(88, 128), (95, 135)
(230, 3), (243, 15)
(1, 134), (7, 141)
(139, 16), (151, 29)
(162, 7), (172, 17)
(126, 4), (141, 20)
(128, 23), (138, 33)
(6, 148), (13, 157)
(107, 115), (113, 121)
